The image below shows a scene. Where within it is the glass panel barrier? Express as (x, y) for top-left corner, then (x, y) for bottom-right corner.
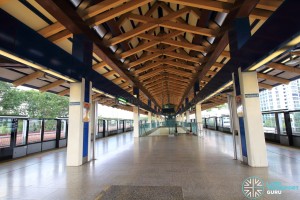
(0, 118), (12, 148)
(206, 118), (216, 128)
(28, 119), (42, 143)
(278, 113), (286, 135)
(139, 123), (151, 136)
(119, 120), (123, 130)
(16, 119), (27, 146)
(290, 111), (300, 136)
(60, 120), (67, 139)
(262, 113), (276, 134)
(109, 120), (117, 132)
(43, 120), (57, 141)
(97, 120), (103, 135)
(217, 117), (222, 128)
(223, 116), (231, 128)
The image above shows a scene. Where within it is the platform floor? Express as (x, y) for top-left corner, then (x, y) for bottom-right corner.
(0, 130), (299, 200)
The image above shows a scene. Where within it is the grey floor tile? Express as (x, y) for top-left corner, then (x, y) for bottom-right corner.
(0, 131), (299, 200)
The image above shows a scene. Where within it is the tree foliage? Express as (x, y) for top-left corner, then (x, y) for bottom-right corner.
(0, 81), (69, 118)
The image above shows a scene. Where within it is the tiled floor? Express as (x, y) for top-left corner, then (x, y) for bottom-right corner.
(0, 129), (299, 200)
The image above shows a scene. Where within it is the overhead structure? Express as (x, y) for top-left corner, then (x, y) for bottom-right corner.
(0, 0), (299, 113)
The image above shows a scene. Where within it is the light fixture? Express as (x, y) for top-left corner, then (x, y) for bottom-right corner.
(92, 88), (104, 94)
(262, 68), (273, 73)
(249, 35), (300, 71)
(0, 50), (76, 83)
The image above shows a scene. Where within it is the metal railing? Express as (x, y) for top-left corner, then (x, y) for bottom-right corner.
(203, 110), (300, 147)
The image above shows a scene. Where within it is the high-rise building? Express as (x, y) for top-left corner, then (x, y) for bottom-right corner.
(259, 79), (300, 111)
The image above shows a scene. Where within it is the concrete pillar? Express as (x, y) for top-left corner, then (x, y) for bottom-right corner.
(195, 103), (203, 135)
(186, 110), (190, 122)
(67, 34), (93, 166)
(237, 69), (268, 167)
(67, 78), (92, 166)
(133, 106), (139, 137)
(227, 94), (239, 160)
(90, 100), (98, 160)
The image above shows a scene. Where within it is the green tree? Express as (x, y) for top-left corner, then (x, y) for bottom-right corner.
(0, 81), (69, 118)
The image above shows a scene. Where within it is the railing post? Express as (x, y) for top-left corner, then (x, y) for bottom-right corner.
(215, 117), (218, 130)
(25, 119), (29, 145)
(275, 113), (280, 135)
(41, 119), (45, 142)
(123, 120), (125, 133)
(56, 119), (61, 148)
(284, 112), (293, 146)
(10, 118), (18, 149)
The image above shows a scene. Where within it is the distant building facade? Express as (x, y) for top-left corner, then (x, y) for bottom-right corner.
(259, 79), (300, 111)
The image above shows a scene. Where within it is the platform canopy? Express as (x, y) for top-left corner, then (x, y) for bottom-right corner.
(0, 0), (299, 113)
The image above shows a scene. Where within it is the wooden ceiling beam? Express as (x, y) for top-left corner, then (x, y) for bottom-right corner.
(135, 61), (164, 74)
(109, 23), (158, 46)
(146, 80), (188, 90)
(150, 86), (185, 93)
(163, 39), (208, 53)
(257, 73), (290, 84)
(159, 0), (232, 13)
(102, 70), (117, 78)
(177, 0), (260, 111)
(48, 29), (72, 43)
(120, 41), (160, 59)
(165, 60), (196, 72)
(250, 8), (272, 20)
(58, 89), (70, 96)
(119, 81), (130, 88)
(166, 68), (193, 77)
(128, 53), (161, 68)
(92, 62), (107, 71)
(39, 0), (130, 38)
(256, 0), (283, 12)
(258, 82), (273, 90)
(112, 77), (125, 84)
(139, 68), (164, 80)
(267, 62), (300, 74)
(141, 71), (190, 84)
(212, 62), (224, 69)
(13, 71), (44, 87)
(39, 79), (65, 92)
(160, 21), (217, 37)
(37, 0), (160, 109)
(80, 0), (130, 19)
(164, 51), (202, 63)
(86, 0), (153, 26)
(151, 89), (184, 96)
(291, 51), (300, 57)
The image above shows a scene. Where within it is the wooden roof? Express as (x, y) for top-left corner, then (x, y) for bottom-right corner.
(0, 0), (299, 111)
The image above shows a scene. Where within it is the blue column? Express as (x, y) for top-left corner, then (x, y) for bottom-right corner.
(72, 34), (93, 161)
(229, 17), (251, 164)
